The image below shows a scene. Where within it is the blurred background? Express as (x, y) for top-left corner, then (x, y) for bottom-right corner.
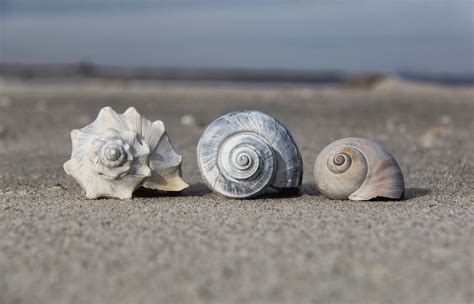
(1, 0), (473, 83)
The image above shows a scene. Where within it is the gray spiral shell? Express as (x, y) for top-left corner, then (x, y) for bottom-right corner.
(313, 138), (405, 200)
(197, 111), (303, 198)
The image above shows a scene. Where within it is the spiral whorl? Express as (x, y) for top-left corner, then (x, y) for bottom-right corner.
(314, 143), (368, 200)
(327, 152), (352, 174)
(219, 133), (274, 183)
(223, 145), (259, 179)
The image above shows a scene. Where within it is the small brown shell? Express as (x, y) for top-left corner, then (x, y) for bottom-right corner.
(313, 138), (404, 200)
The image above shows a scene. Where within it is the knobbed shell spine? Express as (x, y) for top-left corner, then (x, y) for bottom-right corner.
(313, 137), (404, 201)
(64, 107), (188, 199)
(197, 110), (303, 198)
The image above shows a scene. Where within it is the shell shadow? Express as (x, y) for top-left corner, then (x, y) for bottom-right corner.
(301, 183), (320, 196)
(245, 183), (318, 199)
(133, 185), (431, 200)
(134, 183), (212, 198)
(403, 187), (432, 200)
(182, 183), (213, 196)
(365, 187), (432, 202)
(258, 187), (302, 199)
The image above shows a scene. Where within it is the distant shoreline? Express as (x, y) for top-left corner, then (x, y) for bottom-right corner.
(1, 63), (473, 86)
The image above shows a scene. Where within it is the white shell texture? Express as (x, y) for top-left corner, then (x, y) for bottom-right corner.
(64, 107), (188, 199)
(313, 137), (404, 201)
(197, 110), (303, 198)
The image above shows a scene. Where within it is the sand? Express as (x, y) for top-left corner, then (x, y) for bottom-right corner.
(0, 77), (473, 303)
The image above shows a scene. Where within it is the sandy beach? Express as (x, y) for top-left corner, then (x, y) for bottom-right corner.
(0, 77), (473, 303)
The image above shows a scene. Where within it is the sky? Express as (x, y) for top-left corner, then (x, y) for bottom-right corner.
(1, 0), (473, 75)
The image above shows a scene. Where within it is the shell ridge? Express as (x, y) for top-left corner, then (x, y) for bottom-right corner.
(142, 132), (188, 191)
(145, 121), (165, 150)
(122, 107), (143, 136)
(96, 107), (127, 132)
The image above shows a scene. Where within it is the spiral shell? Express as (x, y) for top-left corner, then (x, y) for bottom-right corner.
(64, 107), (188, 199)
(313, 138), (404, 200)
(197, 110), (303, 198)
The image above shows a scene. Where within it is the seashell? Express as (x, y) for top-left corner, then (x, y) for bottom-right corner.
(197, 110), (303, 198)
(64, 107), (188, 199)
(313, 137), (404, 200)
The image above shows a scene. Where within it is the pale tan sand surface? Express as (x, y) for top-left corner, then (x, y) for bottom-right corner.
(0, 78), (473, 303)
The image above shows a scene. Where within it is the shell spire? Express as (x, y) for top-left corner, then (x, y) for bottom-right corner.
(64, 107), (188, 199)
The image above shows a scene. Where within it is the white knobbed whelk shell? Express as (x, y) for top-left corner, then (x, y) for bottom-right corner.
(64, 107), (188, 199)
(197, 110), (303, 198)
(313, 137), (404, 200)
